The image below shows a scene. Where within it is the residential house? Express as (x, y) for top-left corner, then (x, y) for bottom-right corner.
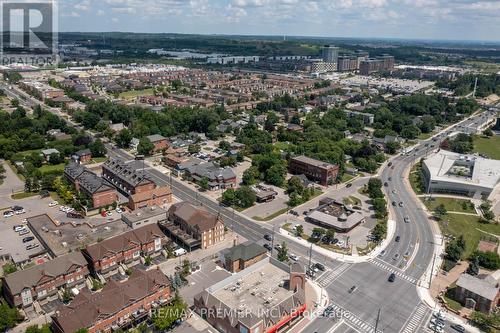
(51, 268), (171, 333)
(146, 134), (169, 153)
(41, 148), (60, 162)
(185, 162), (237, 190)
(2, 252), (89, 308)
(74, 149), (92, 164)
(82, 224), (167, 277)
(454, 272), (500, 313)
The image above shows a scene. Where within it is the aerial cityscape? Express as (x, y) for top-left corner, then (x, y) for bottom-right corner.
(0, 1), (500, 333)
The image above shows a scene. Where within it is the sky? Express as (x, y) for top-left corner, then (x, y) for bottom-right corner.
(58, 0), (500, 41)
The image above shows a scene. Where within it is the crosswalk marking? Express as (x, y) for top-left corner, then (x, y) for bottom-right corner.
(400, 303), (430, 333)
(370, 259), (418, 284)
(316, 263), (352, 288)
(328, 303), (382, 333)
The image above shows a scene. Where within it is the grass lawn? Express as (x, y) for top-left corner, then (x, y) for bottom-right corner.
(423, 197), (476, 214)
(343, 196), (362, 206)
(274, 141), (293, 152)
(253, 207), (288, 221)
(118, 88), (155, 100)
(409, 163), (424, 195)
(90, 157), (107, 164)
(438, 213), (500, 259)
(11, 192), (38, 200)
(39, 163), (65, 174)
(474, 135), (500, 160)
(443, 294), (462, 312)
(340, 173), (355, 183)
(418, 132), (433, 140)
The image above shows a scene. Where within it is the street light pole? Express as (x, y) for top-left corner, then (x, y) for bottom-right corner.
(374, 308), (381, 333)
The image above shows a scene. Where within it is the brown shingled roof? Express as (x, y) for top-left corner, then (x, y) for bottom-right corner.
(85, 224), (165, 261)
(167, 202), (221, 232)
(52, 269), (170, 333)
(130, 186), (172, 204)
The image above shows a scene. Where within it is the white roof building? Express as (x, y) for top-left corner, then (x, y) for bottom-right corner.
(422, 150), (500, 198)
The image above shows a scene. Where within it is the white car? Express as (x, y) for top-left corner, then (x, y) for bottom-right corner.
(116, 207), (123, 214)
(15, 209), (26, 215)
(59, 206), (67, 212)
(433, 311), (446, 320)
(3, 211), (14, 218)
(337, 241), (345, 247)
(18, 229), (29, 235)
(289, 254), (299, 261)
(430, 318), (445, 327)
(49, 201), (58, 207)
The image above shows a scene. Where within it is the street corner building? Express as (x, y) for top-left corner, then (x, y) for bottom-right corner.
(161, 201), (225, 250)
(51, 268), (172, 333)
(193, 257), (307, 333)
(288, 155), (339, 186)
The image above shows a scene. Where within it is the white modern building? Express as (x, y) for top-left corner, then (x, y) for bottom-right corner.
(422, 150), (500, 198)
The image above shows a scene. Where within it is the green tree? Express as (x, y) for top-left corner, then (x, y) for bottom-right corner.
(0, 301), (24, 331)
(89, 138), (106, 157)
(115, 128), (132, 148)
(287, 176), (304, 196)
(434, 204), (447, 220)
(2, 262), (17, 274)
(326, 229), (336, 240)
(153, 298), (187, 330)
(277, 242), (289, 262)
(472, 251), (500, 270)
(188, 144), (200, 154)
(218, 140), (231, 151)
(467, 256), (479, 276)
(242, 166), (260, 185)
(265, 164), (286, 187)
(137, 138), (154, 156)
(221, 188), (237, 207)
(198, 177), (209, 191)
(235, 186), (256, 208)
(483, 128), (493, 137)
(295, 225), (303, 237)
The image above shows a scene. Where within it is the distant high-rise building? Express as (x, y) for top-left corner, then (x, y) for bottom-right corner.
(359, 55), (395, 75)
(321, 45), (339, 67)
(337, 56), (359, 71)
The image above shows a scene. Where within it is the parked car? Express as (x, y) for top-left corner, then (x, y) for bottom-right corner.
(289, 254), (299, 261)
(26, 244), (39, 250)
(263, 243), (272, 251)
(274, 244), (282, 251)
(13, 225), (24, 232)
(264, 234), (272, 241)
(22, 236), (35, 243)
(116, 207), (123, 214)
(450, 324), (465, 332)
(3, 210), (14, 218)
(106, 211), (113, 216)
(346, 183), (352, 188)
(48, 201), (58, 207)
(388, 273), (396, 282)
(19, 229), (30, 235)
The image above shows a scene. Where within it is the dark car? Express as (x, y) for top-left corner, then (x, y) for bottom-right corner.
(388, 273), (396, 282)
(264, 234), (272, 241)
(388, 162), (392, 166)
(346, 183), (352, 188)
(398, 201), (404, 207)
(22, 236), (35, 243)
(263, 243), (272, 251)
(384, 182), (388, 187)
(392, 201), (397, 206)
(450, 324), (465, 332)
(388, 177), (392, 181)
(395, 236), (401, 242)
(315, 263), (326, 271)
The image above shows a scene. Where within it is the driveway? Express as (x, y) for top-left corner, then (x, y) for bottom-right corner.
(0, 160), (24, 204)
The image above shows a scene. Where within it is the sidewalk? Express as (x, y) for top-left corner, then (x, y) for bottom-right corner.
(278, 218), (396, 263)
(287, 279), (329, 333)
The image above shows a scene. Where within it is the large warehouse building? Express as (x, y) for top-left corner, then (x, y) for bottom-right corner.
(422, 150), (500, 198)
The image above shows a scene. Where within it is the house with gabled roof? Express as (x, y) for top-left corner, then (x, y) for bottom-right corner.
(82, 224), (167, 278)
(2, 252), (89, 308)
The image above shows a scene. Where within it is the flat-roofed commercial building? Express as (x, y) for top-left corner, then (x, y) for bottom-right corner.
(289, 155), (339, 186)
(422, 150), (500, 198)
(194, 258), (307, 333)
(306, 198), (365, 232)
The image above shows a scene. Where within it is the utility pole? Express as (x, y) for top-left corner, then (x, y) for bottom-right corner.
(271, 225), (276, 257)
(374, 308), (381, 333)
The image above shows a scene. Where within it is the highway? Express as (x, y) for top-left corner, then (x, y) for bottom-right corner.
(3, 81), (496, 332)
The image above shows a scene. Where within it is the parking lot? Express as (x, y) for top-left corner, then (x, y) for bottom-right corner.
(0, 211), (46, 264)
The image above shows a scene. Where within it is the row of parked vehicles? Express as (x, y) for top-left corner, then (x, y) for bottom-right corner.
(12, 224), (38, 250)
(3, 206), (26, 218)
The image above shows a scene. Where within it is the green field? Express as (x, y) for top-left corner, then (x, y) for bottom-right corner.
(39, 163), (65, 174)
(424, 197), (476, 214)
(438, 213), (500, 258)
(474, 136), (500, 160)
(118, 88), (155, 100)
(340, 173), (355, 183)
(11, 192), (38, 200)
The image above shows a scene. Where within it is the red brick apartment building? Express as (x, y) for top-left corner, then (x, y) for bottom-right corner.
(288, 155), (339, 186)
(102, 158), (156, 195)
(128, 186), (172, 210)
(64, 162), (118, 209)
(2, 252), (89, 308)
(82, 224), (167, 277)
(146, 134), (169, 153)
(51, 269), (171, 333)
(161, 202), (225, 250)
